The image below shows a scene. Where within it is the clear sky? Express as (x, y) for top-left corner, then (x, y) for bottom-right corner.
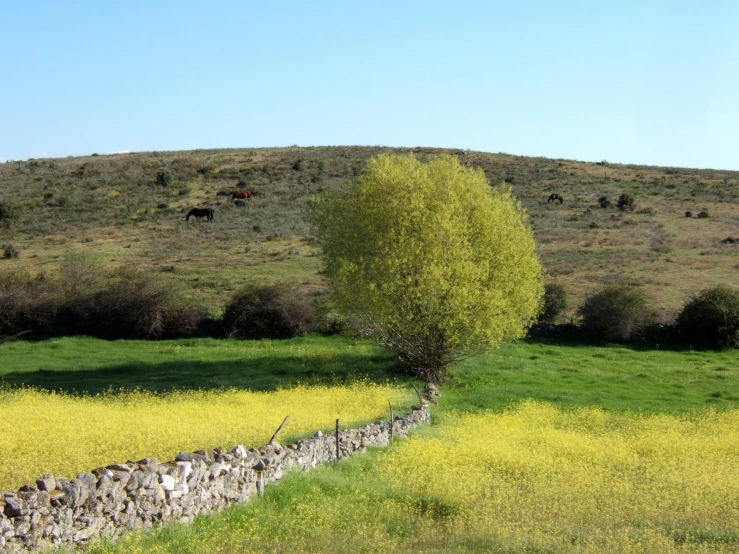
(2, 1), (738, 169)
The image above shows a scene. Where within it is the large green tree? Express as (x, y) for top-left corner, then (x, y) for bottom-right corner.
(310, 154), (543, 383)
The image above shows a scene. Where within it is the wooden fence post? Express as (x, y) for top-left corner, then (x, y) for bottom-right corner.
(335, 418), (340, 460)
(388, 400), (394, 443)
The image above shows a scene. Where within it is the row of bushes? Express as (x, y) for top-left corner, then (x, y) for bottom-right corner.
(2, 257), (737, 350)
(0, 255), (318, 341)
(540, 283), (739, 349)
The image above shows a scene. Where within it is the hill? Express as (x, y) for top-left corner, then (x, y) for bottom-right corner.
(1, 146), (738, 315)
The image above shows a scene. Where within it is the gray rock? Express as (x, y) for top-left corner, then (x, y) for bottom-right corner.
(36, 474), (56, 492)
(3, 496), (23, 518)
(62, 480), (89, 509)
(251, 459), (266, 471)
(160, 475), (175, 492)
(76, 472), (97, 487)
(106, 464), (134, 473)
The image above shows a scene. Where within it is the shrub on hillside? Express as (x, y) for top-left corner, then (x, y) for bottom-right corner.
(696, 209), (709, 219)
(155, 169), (173, 187)
(616, 193), (635, 212)
(0, 269), (54, 335)
(2, 244), (19, 259)
(85, 270), (206, 339)
(676, 286), (739, 349)
(598, 196), (611, 209)
(578, 285), (656, 342)
(539, 283), (569, 323)
(222, 284), (315, 339)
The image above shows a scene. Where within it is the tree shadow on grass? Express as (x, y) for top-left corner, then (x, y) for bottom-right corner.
(0, 353), (408, 395)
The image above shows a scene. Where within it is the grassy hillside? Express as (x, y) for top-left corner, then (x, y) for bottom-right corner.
(2, 146), (738, 314)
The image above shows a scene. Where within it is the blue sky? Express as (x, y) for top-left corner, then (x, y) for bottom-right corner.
(2, 1), (738, 169)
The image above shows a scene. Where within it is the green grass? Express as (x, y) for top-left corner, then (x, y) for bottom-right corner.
(445, 338), (739, 414)
(5, 336), (737, 413)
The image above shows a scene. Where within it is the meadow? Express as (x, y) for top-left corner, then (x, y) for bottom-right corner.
(2, 147), (739, 552)
(2, 336), (738, 553)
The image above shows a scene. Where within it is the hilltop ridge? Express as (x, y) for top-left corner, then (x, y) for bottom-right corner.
(1, 146), (738, 314)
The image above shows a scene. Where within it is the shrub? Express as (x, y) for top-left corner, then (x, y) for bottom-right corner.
(0, 202), (9, 220)
(222, 283), (315, 339)
(697, 209), (709, 219)
(676, 286), (739, 349)
(539, 283), (568, 323)
(0, 269), (54, 335)
(155, 169), (173, 187)
(85, 270), (206, 339)
(598, 196), (611, 209)
(578, 285), (656, 342)
(616, 193), (635, 212)
(2, 244), (19, 259)
(685, 211), (692, 218)
(312, 293), (347, 335)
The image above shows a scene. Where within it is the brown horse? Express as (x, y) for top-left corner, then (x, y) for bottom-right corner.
(231, 190), (253, 205)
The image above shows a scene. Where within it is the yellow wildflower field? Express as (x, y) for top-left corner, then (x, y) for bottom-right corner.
(0, 384), (411, 491)
(379, 402), (739, 553)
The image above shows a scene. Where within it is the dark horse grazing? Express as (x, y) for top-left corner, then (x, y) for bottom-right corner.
(231, 190), (253, 205)
(548, 193), (564, 204)
(186, 208), (214, 222)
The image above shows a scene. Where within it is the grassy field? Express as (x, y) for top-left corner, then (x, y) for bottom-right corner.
(1, 336), (738, 552)
(2, 145), (738, 551)
(2, 146), (738, 315)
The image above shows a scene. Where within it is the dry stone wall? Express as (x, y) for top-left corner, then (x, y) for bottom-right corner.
(0, 405), (430, 552)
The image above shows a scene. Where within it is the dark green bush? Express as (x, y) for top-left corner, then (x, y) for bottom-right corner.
(313, 293), (347, 335)
(578, 285), (656, 342)
(1, 259), (207, 339)
(0, 269), (54, 335)
(676, 286), (739, 349)
(223, 283), (315, 339)
(2, 244), (19, 259)
(598, 196), (611, 209)
(697, 209), (709, 219)
(539, 283), (569, 323)
(86, 270), (205, 339)
(616, 193), (635, 212)
(156, 169), (173, 187)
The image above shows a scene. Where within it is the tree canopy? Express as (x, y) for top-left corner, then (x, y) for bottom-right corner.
(310, 154), (543, 382)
